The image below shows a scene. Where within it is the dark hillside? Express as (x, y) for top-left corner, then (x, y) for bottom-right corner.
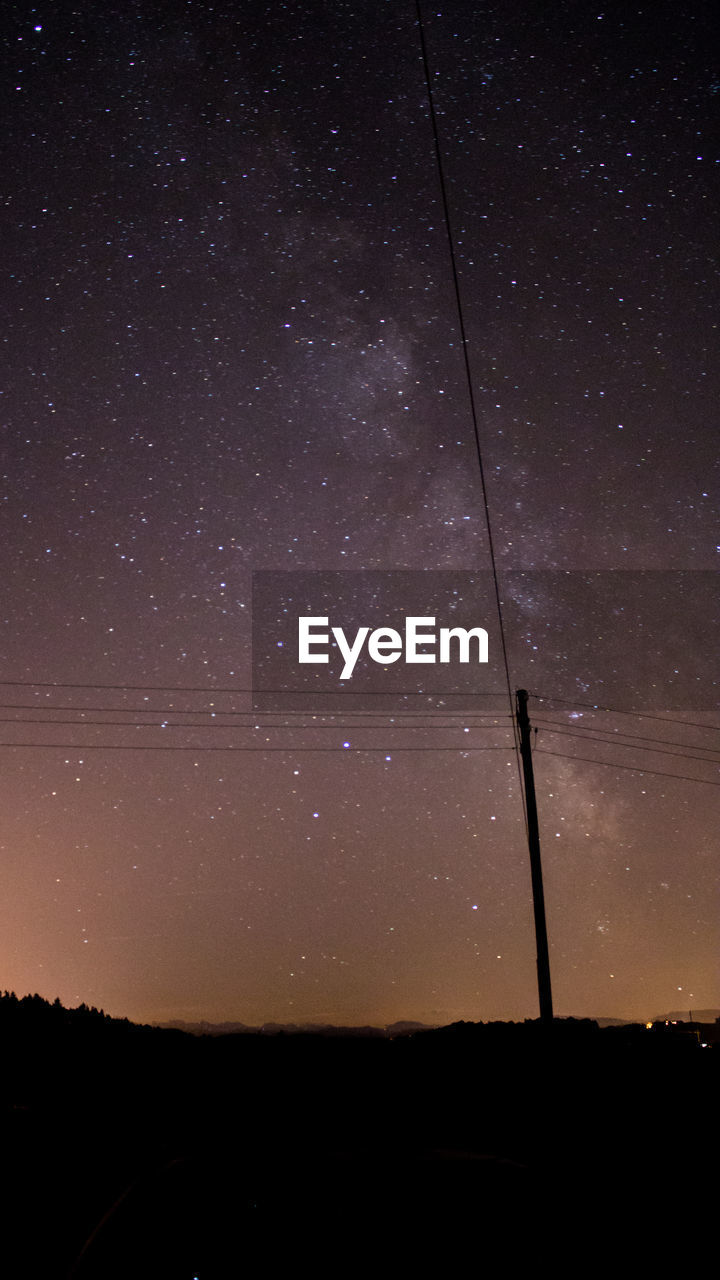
(1, 994), (715, 1276)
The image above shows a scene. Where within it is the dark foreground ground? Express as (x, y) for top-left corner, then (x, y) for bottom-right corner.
(1, 998), (716, 1277)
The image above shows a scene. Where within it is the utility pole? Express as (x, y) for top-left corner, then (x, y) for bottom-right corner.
(515, 688), (554, 1024)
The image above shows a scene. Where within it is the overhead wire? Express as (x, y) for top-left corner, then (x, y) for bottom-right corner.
(0, 714), (516, 732)
(528, 691), (720, 734)
(536, 746), (720, 788)
(532, 720), (720, 766)
(0, 700), (513, 722)
(415, 0), (526, 821)
(0, 741), (515, 754)
(532, 716), (720, 756)
(0, 678), (511, 699)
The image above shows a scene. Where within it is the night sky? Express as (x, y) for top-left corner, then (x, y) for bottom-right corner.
(1, 1), (717, 1027)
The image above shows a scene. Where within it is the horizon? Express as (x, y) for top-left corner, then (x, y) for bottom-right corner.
(6, 986), (719, 1033)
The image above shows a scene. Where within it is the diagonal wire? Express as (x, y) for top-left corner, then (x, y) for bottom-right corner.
(536, 746), (720, 788)
(415, 0), (525, 823)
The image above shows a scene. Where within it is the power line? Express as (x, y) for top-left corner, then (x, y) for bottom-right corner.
(535, 746), (720, 787)
(529, 691), (720, 734)
(0, 741), (515, 754)
(0, 678), (511, 699)
(533, 720), (720, 765)
(0, 700), (512, 721)
(533, 715), (720, 756)
(0, 714), (517, 732)
(415, 0), (526, 821)
(0, 679), (258, 693)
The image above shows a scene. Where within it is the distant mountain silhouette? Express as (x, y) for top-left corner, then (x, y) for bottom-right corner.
(157, 1017), (434, 1037)
(576, 1015), (632, 1027)
(652, 1008), (720, 1023)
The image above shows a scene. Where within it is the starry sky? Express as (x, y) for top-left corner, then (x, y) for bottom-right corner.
(1, 0), (717, 1027)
